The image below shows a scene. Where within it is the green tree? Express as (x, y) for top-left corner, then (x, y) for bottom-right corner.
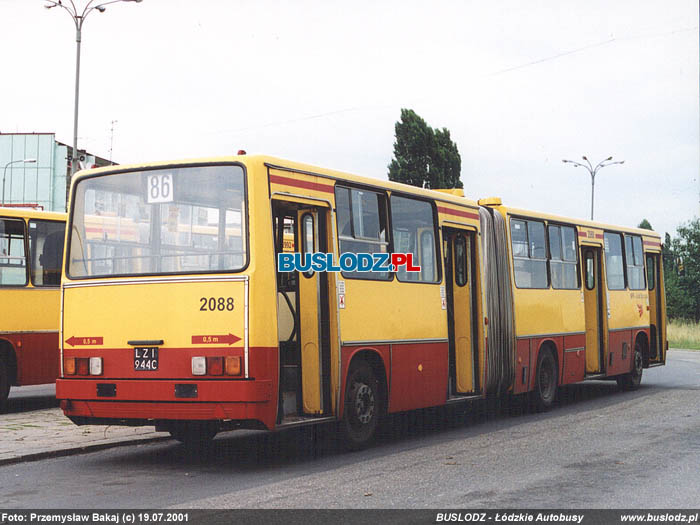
(388, 109), (462, 189)
(432, 128), (463, 189)
(667, 219), (700, 321)
(638, 219), (653, 230)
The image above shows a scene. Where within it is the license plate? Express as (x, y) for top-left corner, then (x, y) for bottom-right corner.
(134, 347), (159, 371)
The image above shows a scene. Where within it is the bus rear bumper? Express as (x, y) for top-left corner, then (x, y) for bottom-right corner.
(56, 378), (276, 430)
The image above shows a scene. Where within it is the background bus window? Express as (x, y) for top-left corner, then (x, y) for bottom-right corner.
(390, 195), (438, 283)
(511, 218), (547, 288)
(604, 232), (625, 290)
(0, 218), (27, 286)
(336, 186), (390, 280)
(549, 225), (579, 289)
(29, 220), (66, 287)
(625, 235), (645, 290)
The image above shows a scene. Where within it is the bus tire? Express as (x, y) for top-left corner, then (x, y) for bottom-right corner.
(617, 342), (643, 391)
(531, 347), (557, 412)
(0, 359), (10, 411)
(168, 421), (218, 449)
(341, 361), (381, 450)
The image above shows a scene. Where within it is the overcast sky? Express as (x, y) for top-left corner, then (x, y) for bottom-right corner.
(1, 0), (697, 237)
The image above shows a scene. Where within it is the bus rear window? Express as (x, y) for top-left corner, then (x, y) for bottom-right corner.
(68, 165), (247, 278)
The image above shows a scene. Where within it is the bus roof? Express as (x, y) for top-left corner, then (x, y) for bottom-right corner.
(0, 207), (66, 222)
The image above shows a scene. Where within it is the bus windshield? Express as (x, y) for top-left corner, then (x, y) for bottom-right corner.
(68, 164), (247, 278)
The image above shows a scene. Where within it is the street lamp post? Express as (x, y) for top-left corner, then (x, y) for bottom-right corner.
(2, 159), (37, 207)
(562, 156), (625, 220)
(44, 0), (142, 185)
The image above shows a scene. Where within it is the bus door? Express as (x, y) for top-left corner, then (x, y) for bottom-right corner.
(582, 247), (607, 374)
(444, 228), (478, 395)
(272, 200), (332, 421)
(646, 253), (665, 364)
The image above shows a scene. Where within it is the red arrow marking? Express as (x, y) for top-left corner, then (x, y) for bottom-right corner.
(191, 333), (241, 346)
(65, 336), (104, 347)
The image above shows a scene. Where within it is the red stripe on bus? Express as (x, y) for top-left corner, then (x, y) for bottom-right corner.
(643, 240), (660, 247)
(437, 206), (479, 220)
(269, 174), (335, 194)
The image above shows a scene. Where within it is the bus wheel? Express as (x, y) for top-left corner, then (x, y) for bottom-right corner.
(341, 361), (381, 450)
(167, 422), (218, 449)
(617, 342), (643, 391)
(0, 359), (10, 410)
(531, 347), (557, 412)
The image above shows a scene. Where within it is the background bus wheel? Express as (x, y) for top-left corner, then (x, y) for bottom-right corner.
(341, 361), (381, 450)
(0, 359), (10, 411)
(168, 422), (218, 449)
(531, 347), (557, 412)
(617, 342), (643, 391)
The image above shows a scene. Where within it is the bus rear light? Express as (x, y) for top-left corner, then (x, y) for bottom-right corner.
(89, 357), (103, 376)
(207, 357), (223, 376)
(225, 356), (241, 376)
(76, 358), (90, 376)
(192, 356), (206, 376)
(64, 358), (76, 375)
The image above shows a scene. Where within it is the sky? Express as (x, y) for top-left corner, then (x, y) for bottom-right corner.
(1, 0), (698, 238)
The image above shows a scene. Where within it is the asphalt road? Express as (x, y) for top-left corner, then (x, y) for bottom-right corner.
(5, 384), (58, 414)
(1, 350), (698, 509)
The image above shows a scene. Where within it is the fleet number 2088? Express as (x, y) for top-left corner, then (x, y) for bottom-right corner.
(199, 297), (234, 311)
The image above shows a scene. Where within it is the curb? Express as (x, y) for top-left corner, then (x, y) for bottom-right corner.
(0, 435), (172, 467)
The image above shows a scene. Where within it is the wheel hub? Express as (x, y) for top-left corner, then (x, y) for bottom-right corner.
(354, 383), (375, 424)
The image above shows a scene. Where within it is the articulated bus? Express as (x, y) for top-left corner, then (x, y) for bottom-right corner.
(56, 155), (666, 447)
(0, 208), (66, 407)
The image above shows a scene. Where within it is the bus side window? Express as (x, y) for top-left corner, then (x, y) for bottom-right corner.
(336, 185), (390, 281)
(625, 235), (645, 290)
(604, 232), (625, 290)
(390, 195), (438, 283)
(30, 220), (66, 287)
(0, 218), (28, 286)
(512, 218), (547, 288)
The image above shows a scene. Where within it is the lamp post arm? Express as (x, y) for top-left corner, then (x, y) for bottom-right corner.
(562, 159), (589, 171)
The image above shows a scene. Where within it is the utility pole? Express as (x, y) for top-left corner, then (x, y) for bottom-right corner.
(109, 119), (117, 164)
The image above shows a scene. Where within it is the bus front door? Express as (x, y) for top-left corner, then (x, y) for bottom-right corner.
(583, 247), (607, 374)
(445, 228), (478, 395)
(646, 253), (665, 364)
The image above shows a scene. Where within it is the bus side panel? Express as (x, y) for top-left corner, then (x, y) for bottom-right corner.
(0, 286), (61, 386)
(607, 329), (633, 377)
(561, 333), (586, 385)
(387, 342), (448, 413)
(513, 338), (531, 395)
(7, 332), (59, 386)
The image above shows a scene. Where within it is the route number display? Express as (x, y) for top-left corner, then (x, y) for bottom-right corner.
(146, 173), (174, 203)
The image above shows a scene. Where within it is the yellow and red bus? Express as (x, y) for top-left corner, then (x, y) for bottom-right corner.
(0, 208), (66, 408)
(56, 155), (666, 447)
